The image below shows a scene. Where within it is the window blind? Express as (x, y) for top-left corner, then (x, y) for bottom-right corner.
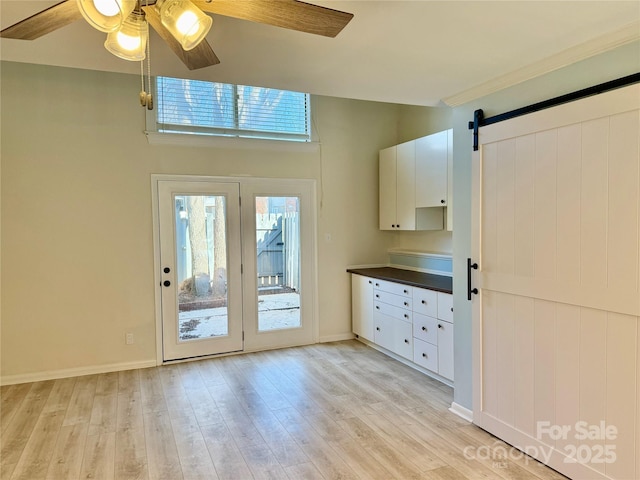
(156, 77), (310, 142)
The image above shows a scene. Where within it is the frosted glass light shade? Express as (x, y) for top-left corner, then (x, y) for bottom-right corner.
(77, 0), (136, 33)
(158, 0), (212, 51)
(104, 12), (148, 61)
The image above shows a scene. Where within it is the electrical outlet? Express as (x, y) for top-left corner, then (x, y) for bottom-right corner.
(125, 333), (134, 345)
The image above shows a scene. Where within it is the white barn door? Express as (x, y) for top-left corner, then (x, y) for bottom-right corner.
(471, 84), (640, 480)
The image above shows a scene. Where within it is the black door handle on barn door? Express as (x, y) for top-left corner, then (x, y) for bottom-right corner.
(467, 258), (478, 300)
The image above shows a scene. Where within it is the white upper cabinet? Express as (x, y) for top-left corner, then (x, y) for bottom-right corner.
(395, 140), (417, 230)
(379, 140), (417, 230)
(379, 129), (452, 232)
(416, 131), (448, 208)
(379, 145), (399, 230)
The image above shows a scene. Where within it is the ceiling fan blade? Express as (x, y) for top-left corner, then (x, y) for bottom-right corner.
(1, 1), (82, 40)
(193, 0), (353, 38)
(143, 5), (220, 70)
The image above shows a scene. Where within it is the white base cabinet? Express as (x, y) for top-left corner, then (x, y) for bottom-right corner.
(351, 275), (374, 341)
(351, 274), (454, 382)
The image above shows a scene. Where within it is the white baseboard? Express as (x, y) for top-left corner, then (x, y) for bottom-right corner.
(449, 402), (474, 422)
(0, 359), (157, 386)
(319, 333), (356, 343)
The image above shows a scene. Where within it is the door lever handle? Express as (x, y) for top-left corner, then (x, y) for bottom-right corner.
(467, 258), (478, 301)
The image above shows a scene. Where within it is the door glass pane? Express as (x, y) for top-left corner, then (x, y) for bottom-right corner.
(255, 196), (301, 331)
(175, 195), (229, 341)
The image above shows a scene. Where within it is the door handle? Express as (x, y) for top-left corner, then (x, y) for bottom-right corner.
(467, 258), (478, 300)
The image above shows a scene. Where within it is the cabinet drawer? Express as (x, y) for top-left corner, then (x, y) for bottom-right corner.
(437, 292), (453, 322)
(413, 338), (438, 372)
(374, 290), (412, 310)
(412, 313), (437, 345)
(374, 301), (412, 322)
(372, 279), (412, 297)
(395, 321), (413, 361)
(412, 287), (437, 317)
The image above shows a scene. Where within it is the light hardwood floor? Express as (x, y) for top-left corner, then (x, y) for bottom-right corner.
(1, 340), (567, 480)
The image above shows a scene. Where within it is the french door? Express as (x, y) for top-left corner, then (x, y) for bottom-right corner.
(154, 176), (317, 362)
(471, 84), (640, 479)
(157, 180), (243, 360)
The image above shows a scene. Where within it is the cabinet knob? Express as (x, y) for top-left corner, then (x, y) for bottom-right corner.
(422, 353), (427, 358)
(403, 289), (408, 294)
(451, 307), (453, 312)
(422, 326), (427, 331)
(404, 339), (409, 344)
(438, 324), (443, 329)
(375, 306), (379, 310)
(441, 199), (446, 204)
(397, 224), (400, 228)
(375, 283), (379, 287)
(421, 300), (426, 304)
(404, 302), (409, 306)
(376, 327), (380, 331)
(368, 280), (372, 284)
(375, 294), (380, 298)
(163, 280), (171, 287)
(404, 314), (409, 319)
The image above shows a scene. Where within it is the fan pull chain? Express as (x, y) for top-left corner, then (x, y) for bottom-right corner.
(139, 58), (147, 107)
(138, 0), (153, 110)
(146, 29), (153, 110)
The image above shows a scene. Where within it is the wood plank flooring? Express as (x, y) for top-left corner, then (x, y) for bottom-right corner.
(0, 341), (567, 479)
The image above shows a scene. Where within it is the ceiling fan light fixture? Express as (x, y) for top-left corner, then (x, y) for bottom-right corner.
(156, 0), (212, 51)
(104, 11), (148, 61)
(77, 0), (136, 33)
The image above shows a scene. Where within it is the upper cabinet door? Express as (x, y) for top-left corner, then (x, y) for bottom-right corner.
(446, 129), (453, 231)
(415, 130), (448, 208)
(395, 140), (416, 230)
(379, 145), (397, 230)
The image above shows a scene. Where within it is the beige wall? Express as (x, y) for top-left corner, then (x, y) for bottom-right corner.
(0, 62), (408, 380)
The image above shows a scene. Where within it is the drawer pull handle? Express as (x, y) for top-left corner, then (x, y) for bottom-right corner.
(421, 326), (427, 331)
(422, 353), (427, 358)
(404, 339), (409, 344)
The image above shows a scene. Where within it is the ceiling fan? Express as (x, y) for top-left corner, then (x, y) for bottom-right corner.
(0, 0), (354, 70)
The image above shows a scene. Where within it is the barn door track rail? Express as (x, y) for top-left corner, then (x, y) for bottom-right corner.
(468, 72), (640, 151)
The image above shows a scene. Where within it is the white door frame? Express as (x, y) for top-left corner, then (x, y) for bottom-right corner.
(151, 174), (319, 365)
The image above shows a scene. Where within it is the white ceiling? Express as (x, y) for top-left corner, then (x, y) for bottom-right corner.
(1, 1), (638, 106)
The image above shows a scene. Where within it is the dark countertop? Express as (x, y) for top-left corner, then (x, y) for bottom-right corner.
(347, 266), (452, 294)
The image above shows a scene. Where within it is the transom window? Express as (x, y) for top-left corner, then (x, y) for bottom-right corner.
(156, 77), (311, 142)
